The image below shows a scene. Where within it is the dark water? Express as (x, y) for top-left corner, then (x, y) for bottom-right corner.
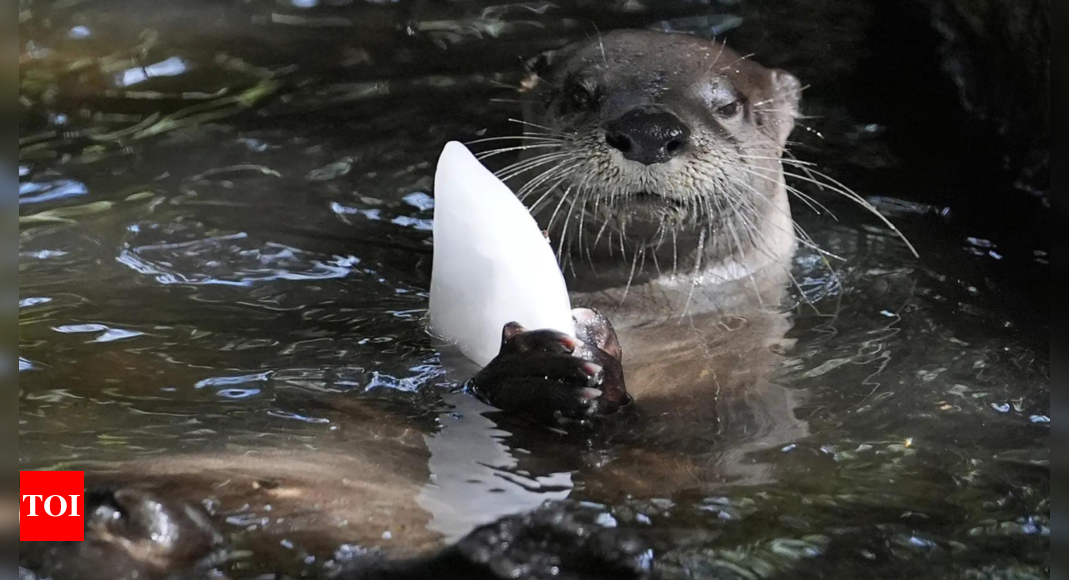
(18, 1), (1049, 578)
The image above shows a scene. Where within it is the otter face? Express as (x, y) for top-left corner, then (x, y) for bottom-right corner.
(520, 30), (801, 263)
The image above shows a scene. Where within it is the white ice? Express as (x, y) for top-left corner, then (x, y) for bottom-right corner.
(429, 141), (574, 367)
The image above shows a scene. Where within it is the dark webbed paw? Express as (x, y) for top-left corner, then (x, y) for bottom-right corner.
(470, 308), (631, 422)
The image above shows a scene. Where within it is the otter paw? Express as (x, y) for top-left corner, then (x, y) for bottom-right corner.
(469, 309), (630, 423)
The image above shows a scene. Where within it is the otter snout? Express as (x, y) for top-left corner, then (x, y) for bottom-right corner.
(604, 106), (690, 165)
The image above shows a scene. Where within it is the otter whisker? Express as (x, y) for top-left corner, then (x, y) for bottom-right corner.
(723, 189), (763, 255)
(671, 228), (679, 277)
(497, 152), (574, 182)
(620, 243), (643, 304)
(719, 182), (769, 307)
(680, 227), (706, 320)
(506, 118), (560, 134)
(704, 170), (740, 262)
(779, 169), (919, 257)
(749, 106), (822, 122)
(742, 149), (835, 194)
(576, 197), (591, 266)
(717, 52), (755, 74)
(727, 171), (844, 261)
(517, 160), (578, 201)
(637, 234), (651, 272)
(781, 148), (850, 206)
(590, 25), (609, 69)
(545, 180), (577, 234)
(592, 211), (613, 251)
(528, 178), (571, 215)
(783, 181), (836, 219)
(704, 169), (763, 298)
(651, 217), (669, 259)
(723, 178), (794, 259)
(737, 154), (816, 167)
(487, 78), (528, 91)
(519, 157), (580, 207)
(467, 135), (565, 145)
(495, 149), (572, 173)
(556, 186), (582, 261)
(573, 198), (603, 273)
(476, 143), (564, 160)
(526, 175), (572, 214)
(495, 152), (570, 179)
(737, 200), (828, 312)
(527, 168), (579, 204)
(704, 39), (729, 77)
(790, 222), (845, 261)
(505, 164), (569, 191)
(548, 159), (596, 207)
(506, 157), (574, 185)
(734, 163), (837, 219)
(649, 221), (668, 277)
(566, 168), (601, 266)
(721, 169), (843, 311)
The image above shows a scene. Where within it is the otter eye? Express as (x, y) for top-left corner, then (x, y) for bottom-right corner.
(563, 82), (595, 112)
(716, 101), (741, 119)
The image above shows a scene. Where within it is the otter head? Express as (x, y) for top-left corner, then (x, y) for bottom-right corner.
(518, 30), (802, 273)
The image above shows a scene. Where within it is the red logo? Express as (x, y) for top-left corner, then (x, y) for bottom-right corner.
(20, 471), (85, 542)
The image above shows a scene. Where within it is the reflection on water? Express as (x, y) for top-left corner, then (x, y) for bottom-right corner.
(18, 0), (1047, 578)
(18, 177), (89, 205)
(418, 393), (573, 543)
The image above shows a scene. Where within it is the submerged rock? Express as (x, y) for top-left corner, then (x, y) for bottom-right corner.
(20, 491), (654, 580)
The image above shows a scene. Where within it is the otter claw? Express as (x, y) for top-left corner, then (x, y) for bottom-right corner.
(559, 335), (581, 352)
(582, 363), (604, 385)
(579, 387), (604, 400)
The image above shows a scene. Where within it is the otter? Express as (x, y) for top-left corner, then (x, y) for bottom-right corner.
(22, 30), (812, 579)
(472, 30), (803, 428)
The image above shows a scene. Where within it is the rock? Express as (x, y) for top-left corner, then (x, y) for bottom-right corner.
(927, 0), (1050, 200)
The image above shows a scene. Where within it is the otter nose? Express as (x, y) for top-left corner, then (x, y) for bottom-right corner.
(604, 107), (690, 165)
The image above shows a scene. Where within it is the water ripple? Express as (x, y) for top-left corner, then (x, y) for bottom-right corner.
(267, 410), (331, 424)
(52, 323), (144, 343)
(18, 178), (88, 205)
(117, 224), (359, 287)
(195, 372), (272, 390)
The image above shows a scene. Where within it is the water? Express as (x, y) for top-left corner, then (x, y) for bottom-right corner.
(18, 1), (1048, 578)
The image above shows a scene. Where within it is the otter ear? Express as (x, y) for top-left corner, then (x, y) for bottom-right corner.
(520, 40), (586, 93)
(770, 69), (802, 146)
(519, 47), (564, 93)
(520, 54), (546, 93)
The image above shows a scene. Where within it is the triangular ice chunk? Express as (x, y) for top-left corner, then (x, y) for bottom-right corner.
(429, 141), (574, 367)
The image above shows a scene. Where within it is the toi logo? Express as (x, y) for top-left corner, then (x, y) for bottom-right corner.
(20, 471), (85, 542)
